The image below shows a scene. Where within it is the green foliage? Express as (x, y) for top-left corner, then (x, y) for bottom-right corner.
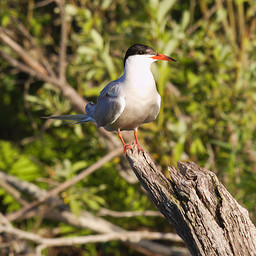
(1, 0), (256, 254)
(0, 141), (42, 180)
(0, 140), (42, 211)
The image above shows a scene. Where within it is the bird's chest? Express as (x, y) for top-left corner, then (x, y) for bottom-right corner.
(113, 89), (160, 130)
(125, 89), (158, 110)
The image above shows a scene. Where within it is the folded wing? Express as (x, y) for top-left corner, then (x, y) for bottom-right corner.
(94, 81), (125, 128)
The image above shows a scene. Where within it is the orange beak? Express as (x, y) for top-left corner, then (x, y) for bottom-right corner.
(151, 53), (177, 62)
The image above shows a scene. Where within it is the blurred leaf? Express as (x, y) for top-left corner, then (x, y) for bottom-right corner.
(65, 4), (78, 16)
(211, 140), (232, 150)
(91, 29), (103, 50)
(77, 46), (96, 56)
(157, 0), (175, 24)
(101, 0), (113, 9)
(1, 13), (10, 26)
(190, 138), (206, 155)
(69, 196), (81, 217)
(180, 10), (190, 31)
(216, 8), (227, 22)
(72, 160), (88, 173)
(0, 141), (41, 181)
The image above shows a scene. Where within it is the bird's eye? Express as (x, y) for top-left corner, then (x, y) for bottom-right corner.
(138, 51), (143, 54)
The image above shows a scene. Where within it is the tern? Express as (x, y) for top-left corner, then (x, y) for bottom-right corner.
(44, 44), (177, 153)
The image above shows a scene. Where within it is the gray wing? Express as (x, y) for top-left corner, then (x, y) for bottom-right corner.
(94, 80), (125, 127)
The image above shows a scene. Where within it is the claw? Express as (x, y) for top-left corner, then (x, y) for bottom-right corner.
(136, 144), (144, 153)
(118, 129), (132, 154)
(123, 144), (132, 154)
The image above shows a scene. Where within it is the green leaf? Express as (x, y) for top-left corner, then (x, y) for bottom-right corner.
(91, 29), (103, 50)
(157, 0), (175, 24)
(69, 197), (81, 217)
(1, 14), (10, 27)
(65, 4), (78, 16)
(102, 43), (116, 79)
(77, 46), (96, 56)
(190, 138), (206, 155)
(164, 39), (178, 56)
(210, 140), (232, 150)
(216, 8), (227, 22)
(173, 142), (184, 162)
(72, 160), (88, 173)
(101, 0), (112, 9)
(0, 141), (41, 181)
(181, 10), (190, 31)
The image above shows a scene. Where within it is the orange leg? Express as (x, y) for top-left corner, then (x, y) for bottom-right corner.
(134, 129), (144, 152)
(118, 129), (132, 154)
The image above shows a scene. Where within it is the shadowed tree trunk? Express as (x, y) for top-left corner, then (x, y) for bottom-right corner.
(126, 145), (256, 256)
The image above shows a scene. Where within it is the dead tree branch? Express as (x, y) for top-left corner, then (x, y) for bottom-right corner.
(126, 145), (256, 256)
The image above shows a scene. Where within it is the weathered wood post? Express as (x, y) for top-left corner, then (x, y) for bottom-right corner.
(126, 145), (256, 256)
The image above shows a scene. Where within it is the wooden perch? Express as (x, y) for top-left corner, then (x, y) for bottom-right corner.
(126, 145), (256, 256)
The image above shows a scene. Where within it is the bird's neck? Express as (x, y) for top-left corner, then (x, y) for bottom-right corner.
(122, 59), (155, 89)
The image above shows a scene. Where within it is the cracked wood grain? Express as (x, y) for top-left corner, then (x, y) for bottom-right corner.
(126, 145), (256, 256)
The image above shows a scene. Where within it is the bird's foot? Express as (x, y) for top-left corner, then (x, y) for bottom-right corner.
(123, 144), (132, 154)
(131, 142), (144, 153)
(136, 144), (144, 153)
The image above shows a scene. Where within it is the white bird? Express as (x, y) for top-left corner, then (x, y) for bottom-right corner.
(44, 44), (177, 153)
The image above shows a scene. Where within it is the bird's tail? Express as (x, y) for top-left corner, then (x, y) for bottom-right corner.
(42, 102), (96, 125)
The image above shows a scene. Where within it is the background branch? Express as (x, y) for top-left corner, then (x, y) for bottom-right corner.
(7, 147), (123, 222)
(99, 208), (163, 218)
(0, 179), (28, 206)
(0, 28), (48, 76)
(56, 0), (68, 83)
(0, 218), (183, 256)
(14, 18), (56, 77)
(0, 171), (188, 256)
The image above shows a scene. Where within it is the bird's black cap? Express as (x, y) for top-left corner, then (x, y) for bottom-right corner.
(124, 44), (157, 66)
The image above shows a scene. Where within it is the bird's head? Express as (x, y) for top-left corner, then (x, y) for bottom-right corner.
(124, 44), (177, 67)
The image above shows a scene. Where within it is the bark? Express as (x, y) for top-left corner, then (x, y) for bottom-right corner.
(126, 145), (256, 256)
